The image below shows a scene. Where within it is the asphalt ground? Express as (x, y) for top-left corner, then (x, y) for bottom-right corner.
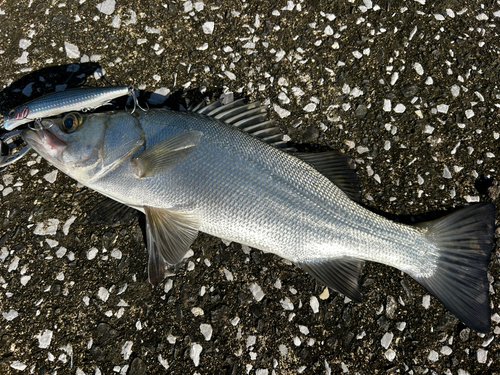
(0, 0), (500, 374)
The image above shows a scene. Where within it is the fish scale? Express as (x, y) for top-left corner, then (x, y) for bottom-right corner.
(92, 110), (434, 271)
(22, 100), (495, 333)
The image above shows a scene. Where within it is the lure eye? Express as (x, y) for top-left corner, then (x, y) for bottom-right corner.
(62, 112), (82, 133)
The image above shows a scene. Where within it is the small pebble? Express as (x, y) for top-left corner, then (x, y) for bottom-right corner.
(190, 343), (203, 367)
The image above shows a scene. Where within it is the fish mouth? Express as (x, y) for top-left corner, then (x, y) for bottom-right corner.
(22, 128), (67, 151)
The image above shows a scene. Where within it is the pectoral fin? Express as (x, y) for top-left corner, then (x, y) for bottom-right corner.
(144, 206), (200, 285)
(132, 131), (203, 178)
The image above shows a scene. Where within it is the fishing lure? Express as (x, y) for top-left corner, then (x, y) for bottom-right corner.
(1, 85), (137, 131)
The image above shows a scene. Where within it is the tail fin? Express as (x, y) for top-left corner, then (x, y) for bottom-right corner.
(413, 203), (495, 333)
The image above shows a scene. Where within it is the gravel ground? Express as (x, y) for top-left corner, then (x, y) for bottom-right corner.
(1, 0), (500, 374)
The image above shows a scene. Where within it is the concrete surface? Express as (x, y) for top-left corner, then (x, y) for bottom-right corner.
(0, 0), (499, 374)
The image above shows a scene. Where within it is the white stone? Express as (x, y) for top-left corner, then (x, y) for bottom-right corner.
(357, 146), (369, 154)
(441, 346), (452, 355)
(451, 84), (460, 97)
(273, 104), (291, 118)
(385, 349), (396, 361)
(413, 62), (424, 75)
(10, 361), (27, 371)
(200, 324), (212, 341)
(96, 0), (115, 15)
(303, 103), (317, 112)
(223, 268), (234, 281)
(191, 307), (204, 316)
(324, 25), (334, 35)
(350, 87), (363, 98)
(437, 104), (449, 114)
(64, 42), (80, 59)
(422, 295), (431, 309)
(443, 167), (452, 179)
(249, 283), (265, 302)
(14, 51), (29, 64)
(2, 309), (19, 321)
(46, 239), (59, 248)
(56, 247), (67, 258)
(383, 99), (391, 112)
(87, 247), (98, 260)
(394, 103), (406, 113)
(477, 349), (487, 363)
(37, 329), (53, 349)
(224, 71), (236, 80)
(202, 21), (215, 34)
(292, 87), (304, 97)
(310, 296), (319, 313)
(280, 297), (294, 310)
(428, 350), (439, 362)
(381, 332), (393, 349)
(111, 15), (121, 28)
(20, 275), (31, 286)
(122, 341), (133, 360)
(164, 279), (173, 293)
(390, 72), (399, 85)
(8, 256), (20, 272)
(476, 13), (488, 21)
(19, 39), (31, 49)
(33, 219), (59, 236)
(62, 216), (76, 235)
(98, 287), (109, 302)
(158, 354), (169, 370)
(111, 249), (122, 259)
(465, 109), (474, 119)
(190, 343), (203, 367)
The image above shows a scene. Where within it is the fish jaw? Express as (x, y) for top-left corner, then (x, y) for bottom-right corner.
(22, 128), (67, 162)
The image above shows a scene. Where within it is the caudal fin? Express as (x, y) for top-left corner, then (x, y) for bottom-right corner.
(412, 203), (495, 333)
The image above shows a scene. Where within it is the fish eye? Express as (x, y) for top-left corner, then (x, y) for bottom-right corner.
(62, 112), (83, 133)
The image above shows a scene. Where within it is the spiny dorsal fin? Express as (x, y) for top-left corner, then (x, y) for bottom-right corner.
(194, 98), (293, 150)
(295, 152), (362, 202)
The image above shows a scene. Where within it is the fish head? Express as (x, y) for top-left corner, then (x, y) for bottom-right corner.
(22, 111), (145, 182)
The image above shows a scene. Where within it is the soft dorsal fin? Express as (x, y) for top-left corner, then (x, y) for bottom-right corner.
(295, 152), (362, 202)
(298, 257), (364, 302)
(194, 98), (293, 150)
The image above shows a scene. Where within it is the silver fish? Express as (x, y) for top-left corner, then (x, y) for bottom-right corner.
(21, 99), (495, 333)
(1, 86), (133, 130)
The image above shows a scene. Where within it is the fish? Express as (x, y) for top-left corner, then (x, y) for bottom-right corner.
(1, 85), (133, 131)
(21, 98), (495, 333)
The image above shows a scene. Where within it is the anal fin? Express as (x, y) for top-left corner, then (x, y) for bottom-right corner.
(298, 257), (364, 302)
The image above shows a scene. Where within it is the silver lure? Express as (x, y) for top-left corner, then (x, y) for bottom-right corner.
(1, 85), (133, 130)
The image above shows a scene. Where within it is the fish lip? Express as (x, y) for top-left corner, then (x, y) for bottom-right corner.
(22, 128), (67, 151)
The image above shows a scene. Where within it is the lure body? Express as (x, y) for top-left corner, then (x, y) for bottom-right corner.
(1, 86), (132, 130)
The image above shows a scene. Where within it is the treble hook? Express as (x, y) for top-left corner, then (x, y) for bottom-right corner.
(127, 86), (148, 114)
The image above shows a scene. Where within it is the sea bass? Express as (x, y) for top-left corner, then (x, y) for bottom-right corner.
(21, 99), (495, 333)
